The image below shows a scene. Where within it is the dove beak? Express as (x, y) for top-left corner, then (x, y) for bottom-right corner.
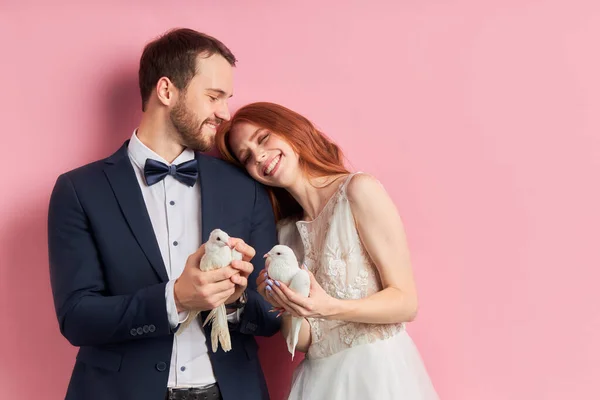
(263, 253), (269, 259)
(227, 238), (235, 249)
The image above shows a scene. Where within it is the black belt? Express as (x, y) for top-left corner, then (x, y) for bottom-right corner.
(166, 384), (222, 400)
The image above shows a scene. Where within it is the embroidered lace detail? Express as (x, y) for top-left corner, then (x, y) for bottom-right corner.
(278, 173), (404, 360)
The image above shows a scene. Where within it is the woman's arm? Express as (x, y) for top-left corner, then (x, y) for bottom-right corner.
(269, 173), (419, 325)
(329, 173), (419, 323)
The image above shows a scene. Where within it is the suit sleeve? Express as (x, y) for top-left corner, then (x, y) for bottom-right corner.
(233, 181), (281, 337)
(48, 174), (173, 347)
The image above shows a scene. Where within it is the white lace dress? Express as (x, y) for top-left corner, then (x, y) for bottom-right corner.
(277, 173), (439, 400)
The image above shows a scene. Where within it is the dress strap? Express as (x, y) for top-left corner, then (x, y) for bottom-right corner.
(340, 171), (363, 193)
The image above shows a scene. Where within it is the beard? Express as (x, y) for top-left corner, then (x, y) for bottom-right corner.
(170, 95), (221, 152)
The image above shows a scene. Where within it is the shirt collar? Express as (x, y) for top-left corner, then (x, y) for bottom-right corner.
(127, 129), (196, 172)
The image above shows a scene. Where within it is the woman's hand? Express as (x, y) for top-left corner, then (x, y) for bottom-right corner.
(268, 268), (340, 319)
(256, 269), (284, 310)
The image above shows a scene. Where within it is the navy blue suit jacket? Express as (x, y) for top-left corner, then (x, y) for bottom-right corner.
(48, 142), (280, 400)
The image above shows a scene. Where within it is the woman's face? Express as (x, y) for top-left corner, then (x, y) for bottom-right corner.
(228, 121), (301, 188)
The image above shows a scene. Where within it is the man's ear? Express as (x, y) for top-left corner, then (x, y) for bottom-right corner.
(156, 77), (177, 107)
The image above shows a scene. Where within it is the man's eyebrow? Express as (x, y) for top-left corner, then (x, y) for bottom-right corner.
(206, 88), (233, 98)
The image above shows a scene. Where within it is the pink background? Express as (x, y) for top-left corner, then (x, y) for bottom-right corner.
(1, 1), (599, 399)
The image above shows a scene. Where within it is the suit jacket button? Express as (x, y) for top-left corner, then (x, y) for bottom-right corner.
(136, 327), (144, 335)
(149, 324), (156, 332)
(130, 328), (137, 336)
(156, 362), (167, 372)
(143, 325), (150, 333)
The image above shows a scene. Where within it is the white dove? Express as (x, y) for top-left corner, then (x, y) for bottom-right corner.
(179, 228), (242, 353)
(265, 245), (310, 360)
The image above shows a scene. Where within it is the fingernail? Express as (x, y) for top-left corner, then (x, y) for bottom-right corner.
(274, 281), (281, 287)
(267, 279), (274, 286)
(266, 285), (272, 291)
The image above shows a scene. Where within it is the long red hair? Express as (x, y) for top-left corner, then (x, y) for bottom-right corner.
(215, 102), (350, 222)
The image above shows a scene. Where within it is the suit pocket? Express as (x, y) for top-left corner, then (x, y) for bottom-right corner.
(76, 346), (122, 372)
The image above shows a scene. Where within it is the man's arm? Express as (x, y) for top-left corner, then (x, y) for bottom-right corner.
(48, 174), (172, 347)
(232, 181), (281, 337)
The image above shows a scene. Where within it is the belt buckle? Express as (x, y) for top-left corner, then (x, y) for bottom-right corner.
(167, 384), (219, 400)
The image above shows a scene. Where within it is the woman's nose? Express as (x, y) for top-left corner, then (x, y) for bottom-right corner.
(255, 151), (267, 163)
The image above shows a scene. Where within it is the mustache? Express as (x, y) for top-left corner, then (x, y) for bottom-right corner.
(203, 117), (223, 127)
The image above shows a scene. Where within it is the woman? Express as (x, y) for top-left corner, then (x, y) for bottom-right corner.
(216, 102), (438, 400)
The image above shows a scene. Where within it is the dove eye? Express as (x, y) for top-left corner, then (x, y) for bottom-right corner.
(277, 252), (281, 255)
(217, 237), (221, 241)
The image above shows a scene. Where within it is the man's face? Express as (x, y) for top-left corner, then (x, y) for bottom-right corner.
(170, 53), (233, 151)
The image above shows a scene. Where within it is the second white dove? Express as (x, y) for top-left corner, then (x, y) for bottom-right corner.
(265, 244), (310, 360)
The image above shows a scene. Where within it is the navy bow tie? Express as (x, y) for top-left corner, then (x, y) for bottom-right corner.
(143, 158), (198, 187)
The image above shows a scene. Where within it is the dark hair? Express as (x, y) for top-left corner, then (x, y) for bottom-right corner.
(138, 28), (237, 111)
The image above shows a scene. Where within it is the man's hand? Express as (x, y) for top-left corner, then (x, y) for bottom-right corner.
(225, 238), (255, 305)
(174, 245), (240, 312)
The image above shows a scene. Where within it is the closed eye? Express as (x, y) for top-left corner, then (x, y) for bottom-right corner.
(237, 130), (269, 165)
(259, 133), (270, 144)
(236, 150), (249, 165)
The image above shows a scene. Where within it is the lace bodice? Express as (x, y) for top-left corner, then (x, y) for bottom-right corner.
(277, 173), (404, 360)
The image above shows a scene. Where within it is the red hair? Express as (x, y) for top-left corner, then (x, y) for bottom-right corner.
(216, 102), (350, 222)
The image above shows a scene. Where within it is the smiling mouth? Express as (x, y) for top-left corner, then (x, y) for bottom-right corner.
(264, 154), (281, 176)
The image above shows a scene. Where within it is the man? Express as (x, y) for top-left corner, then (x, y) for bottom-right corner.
(48, 28), (280, 400)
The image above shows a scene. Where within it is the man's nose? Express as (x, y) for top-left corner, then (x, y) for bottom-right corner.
(215, 102), (231, 122)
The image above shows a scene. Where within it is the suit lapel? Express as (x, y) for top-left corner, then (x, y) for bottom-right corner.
(196, 153), (219, 243)
(196, 154), (221, 323)
(104, 142), (169, 282)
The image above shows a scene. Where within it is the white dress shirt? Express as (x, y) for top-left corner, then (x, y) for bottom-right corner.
(127, 131), (230, 388)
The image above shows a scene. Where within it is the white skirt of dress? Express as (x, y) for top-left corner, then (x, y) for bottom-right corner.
(287, 330), (439, 400)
